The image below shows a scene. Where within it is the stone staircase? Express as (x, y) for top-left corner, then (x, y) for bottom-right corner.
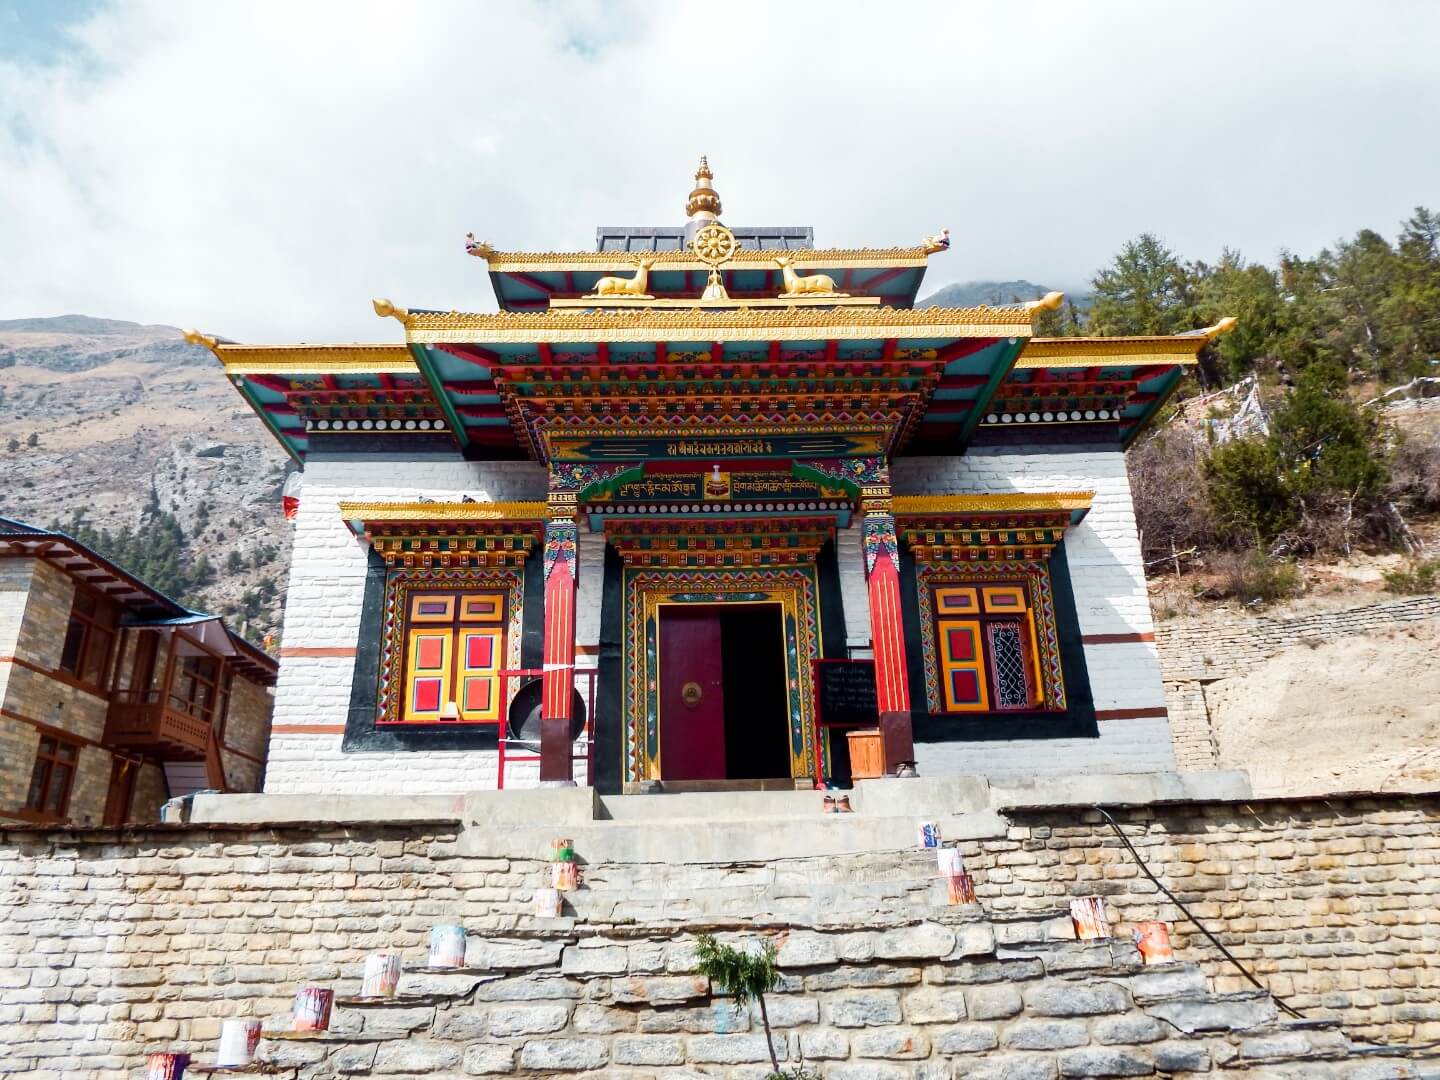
(238, 851), (1439, 1079)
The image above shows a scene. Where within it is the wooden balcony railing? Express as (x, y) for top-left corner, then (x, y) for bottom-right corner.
(103, 691), (212, 760)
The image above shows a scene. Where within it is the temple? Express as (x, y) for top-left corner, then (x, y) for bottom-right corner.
(189, 160), (1235, 795)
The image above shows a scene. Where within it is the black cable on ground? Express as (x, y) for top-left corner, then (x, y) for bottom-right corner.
(1093, 804), (1440, 1057)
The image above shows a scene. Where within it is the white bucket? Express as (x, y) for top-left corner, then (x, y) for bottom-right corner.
(216, 1018), (262, 1066)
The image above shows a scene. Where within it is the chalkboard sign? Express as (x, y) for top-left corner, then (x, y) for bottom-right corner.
(814, 659), (878, 727)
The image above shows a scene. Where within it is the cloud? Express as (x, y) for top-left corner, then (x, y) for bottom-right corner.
(1, 1), (1438, 340)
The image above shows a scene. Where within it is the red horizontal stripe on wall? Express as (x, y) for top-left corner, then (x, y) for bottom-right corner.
(1081, 633), (1155, 645)
(271, 724), (347, 734)
(1094, 707), (1169, 721)
(277, 647), (357, 658)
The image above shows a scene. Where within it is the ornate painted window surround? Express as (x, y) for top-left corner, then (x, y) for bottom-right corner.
(915, 562), (1065, 715)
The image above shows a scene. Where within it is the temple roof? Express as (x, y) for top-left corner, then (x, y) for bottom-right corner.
(984, 320), (1237, 448)
(470, 158), (942, 310)
(188, 161), (1236, 464)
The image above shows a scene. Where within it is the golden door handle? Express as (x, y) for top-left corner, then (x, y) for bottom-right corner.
(681, 681), (703, 708)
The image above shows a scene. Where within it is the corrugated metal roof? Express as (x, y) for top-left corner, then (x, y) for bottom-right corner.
(595, 226), (814, 253)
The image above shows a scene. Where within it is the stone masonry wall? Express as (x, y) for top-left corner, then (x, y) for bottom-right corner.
(0, 556), (115, 824)
(5, 794), (1437, 1077)
(1157, 595), (1440, 770)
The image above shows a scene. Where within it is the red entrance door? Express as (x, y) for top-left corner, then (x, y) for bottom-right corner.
(659, 608), (726, 781)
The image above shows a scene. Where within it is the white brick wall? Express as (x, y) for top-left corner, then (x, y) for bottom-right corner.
(267, 447), (1174, 792)
(265, 455), (549, 794)
(892, 448), (1174, 776)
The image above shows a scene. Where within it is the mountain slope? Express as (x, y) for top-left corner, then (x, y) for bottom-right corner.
(918, 280), (1092, 310)
(0, 316), (291, 640)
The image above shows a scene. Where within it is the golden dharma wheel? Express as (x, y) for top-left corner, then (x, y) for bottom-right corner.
(690, 222), (738, 267)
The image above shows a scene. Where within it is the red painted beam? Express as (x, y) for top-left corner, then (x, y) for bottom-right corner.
(441, 380), (501, 394)
(656, 341), (666, 365)
(434, 342), (501, 365)
(860, 266), (910, 294)
(596, 342), (609, 364)
(537, 342), (552, 364)
(934, 338), (998, 364)
(247, 374), (292, 394)
(881, 338), (898, 363)
(508, 272), (556, 298)
(935, 374), (991, 389)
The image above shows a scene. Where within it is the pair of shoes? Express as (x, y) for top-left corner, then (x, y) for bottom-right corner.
(834, 794), (853, 813)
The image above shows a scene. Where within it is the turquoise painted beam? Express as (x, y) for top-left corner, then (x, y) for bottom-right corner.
(957, 338), (1026, 447)
(408, 343), (471, 449)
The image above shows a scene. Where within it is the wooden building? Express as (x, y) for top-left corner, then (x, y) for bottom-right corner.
(0, 518), (277, 823)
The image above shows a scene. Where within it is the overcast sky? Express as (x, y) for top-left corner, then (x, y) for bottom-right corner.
(2, 1), (1438, 341)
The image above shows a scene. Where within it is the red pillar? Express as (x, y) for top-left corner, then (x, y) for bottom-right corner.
(862, 484), (915, 774)
(540, 493), (579, 784)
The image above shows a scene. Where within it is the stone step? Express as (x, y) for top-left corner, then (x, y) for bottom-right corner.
(459, 810), (1010, 864)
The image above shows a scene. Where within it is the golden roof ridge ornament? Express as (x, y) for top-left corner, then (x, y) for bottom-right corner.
(373, 297), (411, 324)
(690, 221), (739, 302)
(685, 155), (722, 221)
(181, 328), (222, 357)
(921, 228), (951, 255)
(1023, 291), (1066, 312)
(774, 254), (848, 299)
(465, 233), (495, 258)
(586, 255), (656, 300)
(1204, 316), (1239, 339)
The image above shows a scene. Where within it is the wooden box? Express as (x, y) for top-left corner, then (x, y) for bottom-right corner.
(846, 728), (886, 780)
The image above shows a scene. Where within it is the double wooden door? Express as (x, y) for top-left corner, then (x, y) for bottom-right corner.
(658, 609), (727, 781)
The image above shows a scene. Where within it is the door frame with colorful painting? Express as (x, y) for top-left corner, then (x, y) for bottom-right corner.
(621, 566), (823, 784)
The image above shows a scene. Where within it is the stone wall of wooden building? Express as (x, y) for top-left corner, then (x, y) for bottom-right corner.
(3, 793), (1438, 1076)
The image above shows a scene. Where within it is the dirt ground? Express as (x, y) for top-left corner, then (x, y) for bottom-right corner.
(1208, 620), (1440, 796)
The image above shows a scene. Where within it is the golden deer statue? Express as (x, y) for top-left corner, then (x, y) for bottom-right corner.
(774, 254), (847, 298)
(591, 256), (656, 299)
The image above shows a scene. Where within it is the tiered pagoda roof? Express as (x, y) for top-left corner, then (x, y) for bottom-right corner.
(191, 159), (1234, 464)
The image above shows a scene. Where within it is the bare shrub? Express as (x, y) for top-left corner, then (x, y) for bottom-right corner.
(1128, 427), (1217, 566)
(1201, 550), (1303, 607)
(1389, 427), (1440, 513)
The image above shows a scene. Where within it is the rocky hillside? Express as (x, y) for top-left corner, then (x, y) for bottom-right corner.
(0, 316), (291, 642)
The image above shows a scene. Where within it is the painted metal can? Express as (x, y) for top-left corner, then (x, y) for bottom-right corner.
(917, 821), (943, 848)
(216, 1017), (262, 1066)
(360, 951), (403, 998)
(1134, 920), (1175, 965)
(145, 1052), (190, 1080)
(428, 925), (467, 969)
(551, 837), (575, 862)
(1070, 896), (1112, 941)
(534, 887), (562, 918)
(292, 986), (334, 1031)
(936, 848), (977, 904)
(552, 860), (579, 892)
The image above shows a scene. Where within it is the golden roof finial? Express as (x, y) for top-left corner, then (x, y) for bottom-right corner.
(182, 329), (221, 357)
(685, 155), (722, 221)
